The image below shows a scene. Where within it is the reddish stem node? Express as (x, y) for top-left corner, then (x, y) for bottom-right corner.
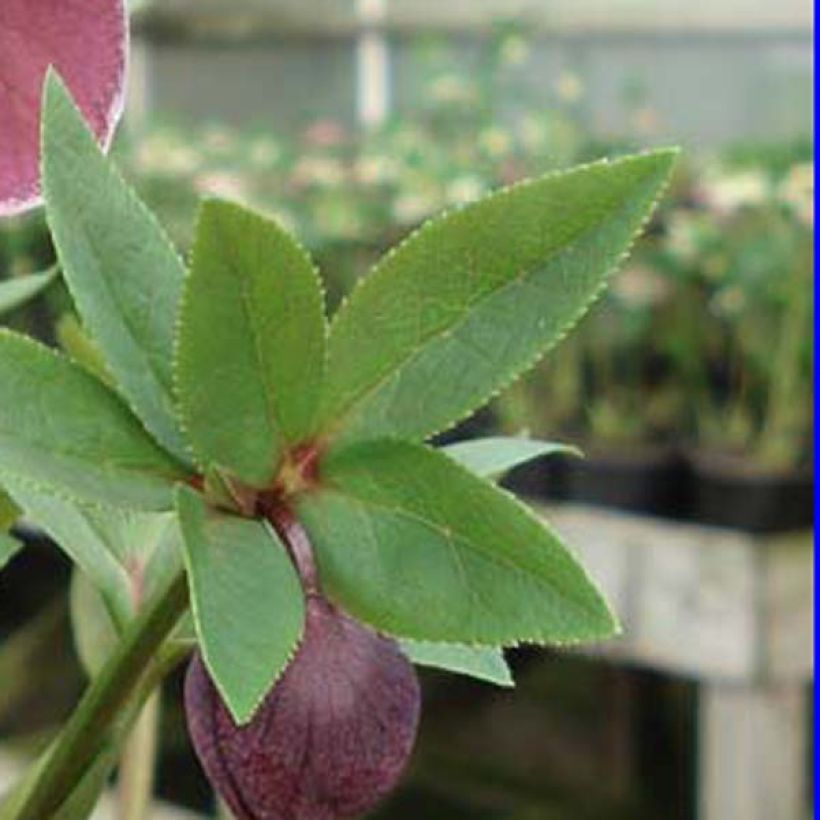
(257, 500), (321, 596)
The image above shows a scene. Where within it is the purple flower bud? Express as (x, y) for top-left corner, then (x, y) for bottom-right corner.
(185, 595), (421, 820)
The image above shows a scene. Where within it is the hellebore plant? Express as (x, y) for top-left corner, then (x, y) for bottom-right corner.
(0, 9), (676, 818)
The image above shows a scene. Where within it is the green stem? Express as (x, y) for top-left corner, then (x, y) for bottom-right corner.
(117, 691), (161, 820)
(11, 571), (189, 820)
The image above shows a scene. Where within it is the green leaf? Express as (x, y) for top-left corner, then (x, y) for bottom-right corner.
(70, 569), (120, 676)
(443, 436), (580, 479)
(401, 641), (514, 687)
(0, 331), (187, 511)
(319, 150), (678, 446)
(56, 314), (115, 387)
(42, 72), (190, 464)
(297, 439), (617, 646)
(2, 475), (182, 625)
(176, 199), (326, 485)
(0, 532), (22, 571)
(0, 268), (58, 318)
(51, 744), (117, 820)
(176, 486), (305, 724)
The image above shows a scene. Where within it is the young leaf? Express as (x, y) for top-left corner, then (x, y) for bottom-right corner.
(1, 485), (125, 622)
(443, 436), (580, 480)
(0, 331), (187, 511)
(70, 569), (120, 676)
(177, 486), (305, 724)
(176, 199), (326, 485)
(0, 268), (58, 318)
(2, 474), (181, 626)
(42, 73), (190, 464)
(401, 641), (514, 688)
(56, 314), (114, 387)
(297, 439), (617, 646)
(319, 150), (678, 446)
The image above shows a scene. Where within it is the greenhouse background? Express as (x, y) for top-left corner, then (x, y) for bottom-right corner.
(127, 0), (812, 146)
(0, 1), (813, 819)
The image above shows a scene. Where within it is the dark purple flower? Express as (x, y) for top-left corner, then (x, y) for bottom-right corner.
(185, 594), (421, 820)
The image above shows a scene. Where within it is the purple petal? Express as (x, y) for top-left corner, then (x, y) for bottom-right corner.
(186, 596), (421, 820)
(0, 0), (127, 216)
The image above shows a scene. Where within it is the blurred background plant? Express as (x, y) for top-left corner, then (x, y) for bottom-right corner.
(499, 143), (813, 473)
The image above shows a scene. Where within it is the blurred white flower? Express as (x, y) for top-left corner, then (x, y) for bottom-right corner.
(519, 115), (549, 150)
(201, 126), (236, 155)
(479, 127), (512, 158)
(248, 138), (282, 168)
(429, 74), (474, 105)
(304, 120), (347, 148)
(355, 155), (401, 185)
(446, 176), (486, 206)
(194, 171), (248, 202)
(612, 265), (671, 308)
(393, 192), (437, 225)
(292, 157), (346, 188)
(698, 169), (769, 215)
(136, 134), (201, 175)
(555, 71), (584, 104)
(500, 35), (530, 66)
(666, 210), (702, 262)
(778, 163), (814, 227)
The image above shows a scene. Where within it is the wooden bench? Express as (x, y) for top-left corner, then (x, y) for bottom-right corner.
(540, 503), (813, 820)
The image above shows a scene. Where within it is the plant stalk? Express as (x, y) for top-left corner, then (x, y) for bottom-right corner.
(11, 571), (188, 820)
(117, 691), (161, 820)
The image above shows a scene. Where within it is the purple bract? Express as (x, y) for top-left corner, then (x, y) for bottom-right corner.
(0, 0), (127, 216)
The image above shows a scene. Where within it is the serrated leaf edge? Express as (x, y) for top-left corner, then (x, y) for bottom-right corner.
(172, 198), (331, 482)
(324, 148), (679, 443)
(0, 329), (184, 511)
(175, 487), (305, 725)
(441, 437), (584, 479)
(315, 437), (622, 648)
(41, 71), (194, 467)
(400, 639), (515, 688)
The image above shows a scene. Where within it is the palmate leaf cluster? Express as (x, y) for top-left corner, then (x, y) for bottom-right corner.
(0, 72), (675, 724)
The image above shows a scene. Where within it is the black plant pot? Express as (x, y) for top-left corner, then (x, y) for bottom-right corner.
(563, 447), (689, 518)
(431, 406), (498, 447)
(688, 452), (814, 534)
(501, 453), (571, 501)
(505, 446), (689, 520)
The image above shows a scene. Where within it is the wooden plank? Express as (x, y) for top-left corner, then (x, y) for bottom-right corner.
(133, 0), (813, 39)
(760, 532), (815, 681)
(698, 682), (808, 820)
(536, 503), (813, 682)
